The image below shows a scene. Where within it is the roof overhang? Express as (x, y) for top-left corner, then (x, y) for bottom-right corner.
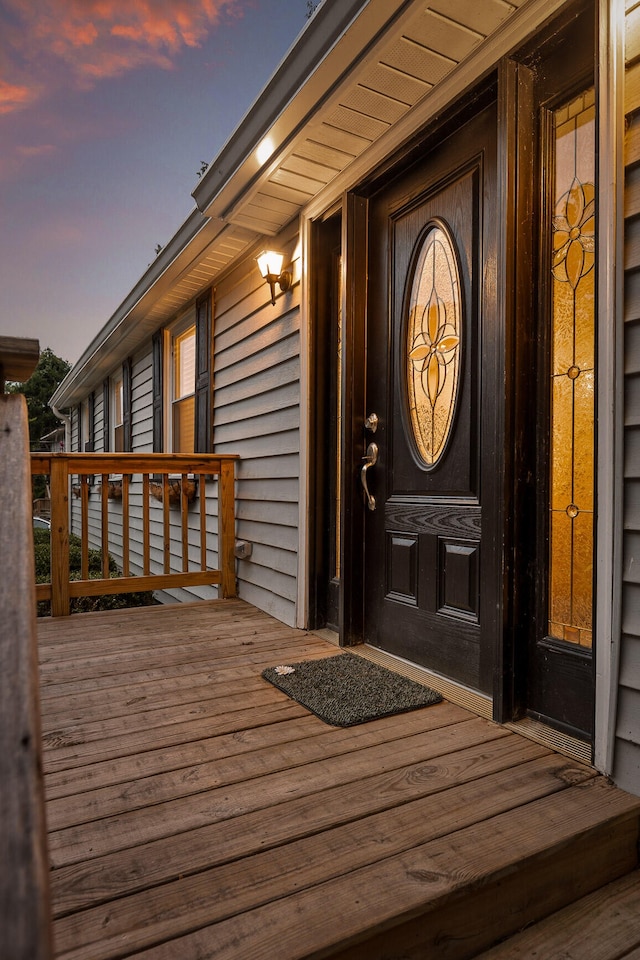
(53, 0), (573, 410)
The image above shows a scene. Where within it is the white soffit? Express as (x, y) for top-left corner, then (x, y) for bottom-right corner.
(219, 0), (531, 235)
(56, 0), (568, 406)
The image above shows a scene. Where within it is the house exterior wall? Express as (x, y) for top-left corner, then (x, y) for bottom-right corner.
(68, 222), (301, 626)
(615, 0), (640, 791)
(55, 0), (640, 787)
(213, 221), (301, 626)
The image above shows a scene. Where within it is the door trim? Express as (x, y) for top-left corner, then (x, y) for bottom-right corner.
(495, 56), (535, 725)
(303, 0), (618, 772)
(339, 192), (368, 646)
(593, 0), (624, 776)
(500, 0), (601, 748)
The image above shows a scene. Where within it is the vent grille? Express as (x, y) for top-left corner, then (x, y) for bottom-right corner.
(506, 718), (592, 765)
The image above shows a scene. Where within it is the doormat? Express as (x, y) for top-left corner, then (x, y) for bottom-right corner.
(261, 652), (442, 727)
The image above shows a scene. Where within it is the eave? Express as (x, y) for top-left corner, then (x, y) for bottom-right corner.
(53, 0), (570, 410)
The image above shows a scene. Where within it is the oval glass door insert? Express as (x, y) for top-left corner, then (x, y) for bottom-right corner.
(406, 221), (462, 467)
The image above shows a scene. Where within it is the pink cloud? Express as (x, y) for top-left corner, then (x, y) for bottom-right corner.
(16, 144), (58, 157)
(0, 79), (38, 115)
(0, 0), (244, 110)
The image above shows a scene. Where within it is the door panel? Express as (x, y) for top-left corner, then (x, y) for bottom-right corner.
(363, 103), (499, 695)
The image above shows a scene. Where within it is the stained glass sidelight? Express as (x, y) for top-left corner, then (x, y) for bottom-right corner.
(548, 87), (595, 647)
(406, 222), (462, 467)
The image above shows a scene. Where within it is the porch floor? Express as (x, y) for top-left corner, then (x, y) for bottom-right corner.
(37, 599), (640, 960)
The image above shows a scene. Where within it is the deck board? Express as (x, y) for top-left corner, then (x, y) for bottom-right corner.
(38, 600), (640, 960)
(474, 870), (640, 959)
(52, 755), (593, 960)
(46, 704), (470, 829)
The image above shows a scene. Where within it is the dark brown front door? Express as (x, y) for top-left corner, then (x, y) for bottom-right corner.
(362, 102), (500, 696)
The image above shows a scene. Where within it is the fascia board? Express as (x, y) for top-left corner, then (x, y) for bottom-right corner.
(302, 0), (576, 223)
(192, 0), (410, 220)
(51, 208), (223, 410)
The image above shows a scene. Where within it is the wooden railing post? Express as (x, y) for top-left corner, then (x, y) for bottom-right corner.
(220, 459), (237, 598)
(0, 394), (54, 959)
(49, 456), (70, 617)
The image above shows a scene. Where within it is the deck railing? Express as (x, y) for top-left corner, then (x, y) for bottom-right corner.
(31, 453), (239, 617)
(1, 390), (54, 958)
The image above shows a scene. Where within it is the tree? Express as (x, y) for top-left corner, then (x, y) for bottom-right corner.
(8, 347), (71, 499)
(8, 346), (71, 450)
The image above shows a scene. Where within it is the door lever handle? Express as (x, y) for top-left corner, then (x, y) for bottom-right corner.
(361, 442), (379, 512)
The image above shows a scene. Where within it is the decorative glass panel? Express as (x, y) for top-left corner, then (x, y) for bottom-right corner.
(174, 326), (195, 400)
(406, 222), (462, 467)
(548, 87), (595, 647)
(113, 376), (124, 452)
(172, 395), (195, 454)
(171, 323), (196, 453)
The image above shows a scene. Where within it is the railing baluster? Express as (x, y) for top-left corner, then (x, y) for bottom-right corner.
(181, 474), (189, 573)
(162, 474), (170, 575)
(143, 473), (150, 576)
(50, 457), (70, 618)
(200, 473), (207, 571)
(101, 474), (109, 579)
(122, 473), (130, 577)
(81, 477), (89, 581)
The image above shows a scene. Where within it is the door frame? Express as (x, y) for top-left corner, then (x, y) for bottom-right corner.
(592, 0), (623, 777)
(304, 0), (622, 773)
(497, 0), (619, 754)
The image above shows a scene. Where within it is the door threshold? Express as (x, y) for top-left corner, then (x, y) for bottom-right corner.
(350, 643), (493, 721)
(311, 639), (593, 765)
(313, 627), (340, 646)
(505, 717), (593, 765)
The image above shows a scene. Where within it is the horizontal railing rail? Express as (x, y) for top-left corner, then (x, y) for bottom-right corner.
(31, 453), (238, 617)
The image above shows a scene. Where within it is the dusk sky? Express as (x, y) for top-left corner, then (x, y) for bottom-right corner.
(0, 0), (310, 366)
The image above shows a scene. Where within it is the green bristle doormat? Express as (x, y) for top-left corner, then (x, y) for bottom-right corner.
(262, 652), (442, 727)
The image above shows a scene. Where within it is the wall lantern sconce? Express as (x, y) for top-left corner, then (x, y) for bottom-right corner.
(256, 250), (291, 305)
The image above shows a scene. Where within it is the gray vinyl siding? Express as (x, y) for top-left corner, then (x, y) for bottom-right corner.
(131, 352), (153, 452)
(93, 389), (105, 452)
(69, 348), (219, 601)
(213, 221), (300, 626)
(614, 10), (640, 793)
(66, 219), (301, 621)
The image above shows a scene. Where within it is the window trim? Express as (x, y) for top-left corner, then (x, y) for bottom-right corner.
(152, 288), (212, 456)
(167, 311), (197, 455)
(112, 372), (124, 453)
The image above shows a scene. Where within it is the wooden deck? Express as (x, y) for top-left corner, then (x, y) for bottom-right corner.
(37, 599), (640, 960)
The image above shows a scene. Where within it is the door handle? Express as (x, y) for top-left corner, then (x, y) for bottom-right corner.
(361, 442), (379, 512)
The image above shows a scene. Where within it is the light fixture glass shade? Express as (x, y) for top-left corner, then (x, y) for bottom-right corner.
(256, 250), (284, 279)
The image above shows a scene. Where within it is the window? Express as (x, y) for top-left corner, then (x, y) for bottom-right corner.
(108, 358), (132, 453)
(171, 323), (196, 453)
(75, 404), (83, 452)
(153, 289), (212, 454)
(113, 374), (124, 452)
(547, 86), (595, 648)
